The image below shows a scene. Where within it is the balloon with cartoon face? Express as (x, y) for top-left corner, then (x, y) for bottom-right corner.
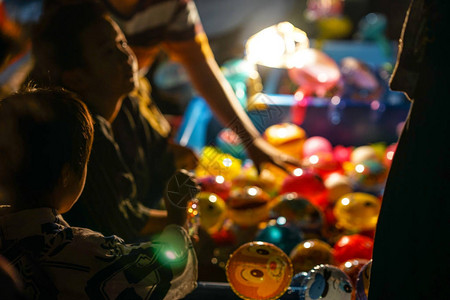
(355, 259), (372, 300)
(226, 241), (293, 300)
(227, 186), (273, 227)
(300, 264), (353, 300)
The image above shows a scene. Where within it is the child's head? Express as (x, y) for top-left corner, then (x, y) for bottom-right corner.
(30, 0), (138, 122)
(0, 87), (94, 213)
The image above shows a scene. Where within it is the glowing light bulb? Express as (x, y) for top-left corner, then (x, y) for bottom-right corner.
(341, 198), (350, 206)
(293, 168), (304, 176)
(309, 155), (319, 165)
(223, 158), (232, 167)
(215, 175), (225, 184)
(248, 187), (258, 196)
(355, 164), (365, 173)
(277, 216), (287, 226)
(209, 195), (217, 203)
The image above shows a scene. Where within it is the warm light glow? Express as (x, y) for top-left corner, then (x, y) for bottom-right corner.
(248, 187), (258, 196)
(309, 155), (319, 165)
(341, 198), (350, 206)
(304, 241), (312, 249)
(209, 195), (217, 203)
(341, 236), (350, 245)
(331, 96), (341, 105)
(344, 261), (353, 268)
(386, 151), (394, 160)
(291, 48), (316, 68)
(293, 168), (304, 176)
(245, 22), (309, 68)
(318, 73), (328, 82)
(215, 175), (225, 184)
(295, 90), (305, 101)
(286, 193), (296, 200)
(223, 158), (232, 167)
(290, 48), (341, 87)
(355, 164), (365, 173)
(277, 217), (287, 226)
(276, 128), (289, 139)
(246, 27), (285, 67)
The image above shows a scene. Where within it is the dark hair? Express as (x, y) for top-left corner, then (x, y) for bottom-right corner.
(29, 0), (107, 86)
(0, 86), (94, 207)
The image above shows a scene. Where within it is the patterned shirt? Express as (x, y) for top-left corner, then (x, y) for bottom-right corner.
(63, 111), (149, 243)
(63, 95), (176, 243)
(0, 208), (197, 300)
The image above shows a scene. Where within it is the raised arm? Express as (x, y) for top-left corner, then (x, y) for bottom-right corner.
(163, 35), (301, 172)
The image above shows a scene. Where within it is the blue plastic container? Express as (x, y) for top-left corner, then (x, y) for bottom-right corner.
(175, 40), (410, 152)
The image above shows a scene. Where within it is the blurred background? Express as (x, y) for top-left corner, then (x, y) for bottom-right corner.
(1, 1), (416, 298)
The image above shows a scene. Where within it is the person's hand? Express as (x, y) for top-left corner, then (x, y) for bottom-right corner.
(164, 169), (200, 227)
(246, 136), (302, 174)
(168, 143), (199, 171)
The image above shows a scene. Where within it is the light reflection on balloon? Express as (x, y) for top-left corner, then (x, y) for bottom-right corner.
(334, 193), (381, 232)
(227, 186), (272, 227)
(196, 192), (227, 234)
(289, 239), (334, 273)
(333, 234), (374, 264)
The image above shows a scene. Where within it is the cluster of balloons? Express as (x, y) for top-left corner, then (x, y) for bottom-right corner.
(225, 241), (373, 300)
(287, 52), (388, 101)
(190, 121), (395, 299)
